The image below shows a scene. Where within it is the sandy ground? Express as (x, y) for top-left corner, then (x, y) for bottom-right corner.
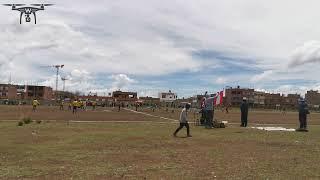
(0, 105), (320, 179)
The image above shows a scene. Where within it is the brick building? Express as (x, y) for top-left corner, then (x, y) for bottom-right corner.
(282, 94), (300, 109)
(224, 86), (254, 106)
(305, 90), (320, 106)
(264, 93), (282, 109)
(253, 91), (266, 108)
(0, 84), (17, 99)
(139, 96), (161, 106)
(112, 90), (138, 104)
(16, 85), (53, 100)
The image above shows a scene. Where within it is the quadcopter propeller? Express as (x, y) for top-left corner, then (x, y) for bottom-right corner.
(30, 4), (54, 6)
(3, 4), (26, 6)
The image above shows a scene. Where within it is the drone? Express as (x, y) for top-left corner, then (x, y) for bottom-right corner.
(3, 4), (54, 24)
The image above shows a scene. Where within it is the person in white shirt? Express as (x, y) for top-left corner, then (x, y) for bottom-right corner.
(173, 103), (192, 137)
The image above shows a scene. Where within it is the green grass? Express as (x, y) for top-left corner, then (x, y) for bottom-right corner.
(0, 122), (320, 179)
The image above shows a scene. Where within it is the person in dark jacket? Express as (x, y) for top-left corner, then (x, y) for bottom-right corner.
(240, 97), (249, 127)
(204, 93), (215, 129)
(298, 98), (310, 130)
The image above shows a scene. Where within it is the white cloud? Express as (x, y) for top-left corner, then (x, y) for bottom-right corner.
(274, 85), (309, 97)
(250, 70), (274, 83)
(1, 0), (320, 96)
(110, 74), (136, 91)
(215, 77), (228, 85)
(289, 41), (320, 68)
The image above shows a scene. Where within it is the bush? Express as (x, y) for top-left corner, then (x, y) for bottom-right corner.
(17, 121), (23, 126)
(22, 117), (32, 124)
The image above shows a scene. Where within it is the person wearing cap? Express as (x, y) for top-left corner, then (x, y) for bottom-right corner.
(298, 98), (310, 130)
(240, 97), (249, 127)
(173, 103), (192, 137)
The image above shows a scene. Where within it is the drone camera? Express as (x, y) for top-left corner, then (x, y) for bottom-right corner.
(3, 3), (53, 24)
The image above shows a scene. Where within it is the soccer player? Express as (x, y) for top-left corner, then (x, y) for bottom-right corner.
(72, 99), (78, 114)
(32, 98), (40, 112)
(59, 100), (64, 111)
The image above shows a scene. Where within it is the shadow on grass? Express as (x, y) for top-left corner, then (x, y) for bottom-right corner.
(174, 136), (191, 138)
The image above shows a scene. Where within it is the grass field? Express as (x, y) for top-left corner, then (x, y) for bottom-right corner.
(0, 105), (319, 179)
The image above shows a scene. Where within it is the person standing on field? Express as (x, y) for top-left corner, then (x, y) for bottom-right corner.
(298, 98), (310, 131)
(32, 98), (40, 112)
(240, 97), (249, 127)
(72, 99), (78, 114)
(204, 94), (215, 129)
(59, 100), (64, 110)
(173, 103), (192, 137)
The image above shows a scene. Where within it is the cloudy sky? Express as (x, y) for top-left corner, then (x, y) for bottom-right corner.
(1, 0), (320, 97)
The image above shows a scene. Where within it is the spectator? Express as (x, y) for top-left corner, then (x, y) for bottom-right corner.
(240, 97), (249, 127)
(173, 103), (192, 137)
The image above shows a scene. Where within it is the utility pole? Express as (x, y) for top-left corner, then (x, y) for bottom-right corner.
(40, 64), (64, 100)
(61, 76), (68, 92)
(54, 65), (64, 93)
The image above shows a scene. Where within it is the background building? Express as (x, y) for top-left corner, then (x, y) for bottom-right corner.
(159, 90), (177, 103)
(224, 86), (254, 106)
(305, 90), (320, 107)
(0, 84), (17, 100)
(253, 91), (266, 108)
(15, 85), (53, 100)
(139, 96), (161, 106)
(112, 90), (138, 105)
(264, 93), (282, 109)
(282, 94), (300, 109)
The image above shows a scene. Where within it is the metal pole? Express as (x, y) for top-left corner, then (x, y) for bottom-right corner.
(63, 80), (65, 92)
(56, 67), (59, 92)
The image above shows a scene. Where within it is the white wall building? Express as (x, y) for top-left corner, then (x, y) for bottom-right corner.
(159, 90), (177, 102)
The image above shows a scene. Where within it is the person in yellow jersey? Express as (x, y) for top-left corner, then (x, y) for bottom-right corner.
(77, 100), (82, 110)
(32, 98), (40, 112)
(72, 99), (78, 114)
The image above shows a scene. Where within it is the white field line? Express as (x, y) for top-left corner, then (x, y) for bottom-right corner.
(123, 108), (179, 122)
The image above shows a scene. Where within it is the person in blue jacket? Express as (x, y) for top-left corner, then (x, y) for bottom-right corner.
(298, 98), (310, 130)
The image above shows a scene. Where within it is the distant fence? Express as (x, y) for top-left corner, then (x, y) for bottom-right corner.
(0, 99), (55, 106)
